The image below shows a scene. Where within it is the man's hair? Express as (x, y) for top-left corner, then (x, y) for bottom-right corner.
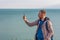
(39, 9), (46, 14)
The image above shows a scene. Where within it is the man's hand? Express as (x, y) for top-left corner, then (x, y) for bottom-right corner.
(23, 15), (27, 21)
(44, 37), (50, 40)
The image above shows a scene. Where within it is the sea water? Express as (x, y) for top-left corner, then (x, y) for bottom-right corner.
(0, 9), (60, 40)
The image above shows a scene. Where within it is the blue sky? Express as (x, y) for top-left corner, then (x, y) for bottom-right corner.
(0, 0), (60, 9)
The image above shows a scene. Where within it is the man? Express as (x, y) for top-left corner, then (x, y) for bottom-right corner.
(23, 10), (54, 40)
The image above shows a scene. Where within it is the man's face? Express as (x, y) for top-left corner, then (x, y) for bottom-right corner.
(38, 12), (46, 19)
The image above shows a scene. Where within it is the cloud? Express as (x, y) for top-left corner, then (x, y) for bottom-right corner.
(46, 4), (60, 9)
(0, 0), (60, 9)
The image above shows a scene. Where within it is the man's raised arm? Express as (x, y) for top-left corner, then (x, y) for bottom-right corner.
(23, 16), (38, 27)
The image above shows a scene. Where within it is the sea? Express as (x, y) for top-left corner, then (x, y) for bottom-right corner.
(0, 9), (60, 40)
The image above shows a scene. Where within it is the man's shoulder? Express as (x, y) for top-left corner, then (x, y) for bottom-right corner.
(46, 20), (52, 26)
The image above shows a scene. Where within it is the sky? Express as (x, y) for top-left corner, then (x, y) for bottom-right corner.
(0, 0), (60, 9)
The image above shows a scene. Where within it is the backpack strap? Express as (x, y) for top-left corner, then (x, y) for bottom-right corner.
(46, 21), (49, 32)
(44, 17), (50, 32)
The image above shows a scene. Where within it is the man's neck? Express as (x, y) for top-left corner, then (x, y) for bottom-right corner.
(40, 16), (46, 21)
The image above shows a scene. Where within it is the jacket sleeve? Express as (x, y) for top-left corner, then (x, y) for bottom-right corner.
(24, 19), (38, 27)
(47, 20), (54, 38)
